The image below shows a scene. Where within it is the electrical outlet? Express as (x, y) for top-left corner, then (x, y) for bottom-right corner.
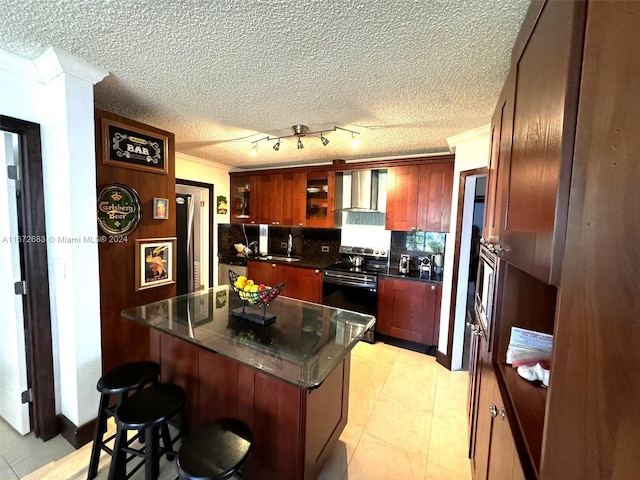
(280, 242), (287, 249)
(321, 245), (330, 253)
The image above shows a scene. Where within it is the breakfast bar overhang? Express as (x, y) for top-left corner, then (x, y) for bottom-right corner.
(122, 286), (375, 480)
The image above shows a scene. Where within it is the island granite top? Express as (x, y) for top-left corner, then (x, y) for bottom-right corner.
(121, 286), (375, 389)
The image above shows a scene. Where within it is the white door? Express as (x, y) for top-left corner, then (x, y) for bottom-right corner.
(0, 130), (30, 434)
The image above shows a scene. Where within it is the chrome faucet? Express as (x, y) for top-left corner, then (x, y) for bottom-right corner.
(287, 234), (293, 257)
(247, 241), (258, 254)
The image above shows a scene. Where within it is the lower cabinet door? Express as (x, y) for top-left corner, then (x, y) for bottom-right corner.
(377, 277), (439, 345)
(487, 386), (525, 480)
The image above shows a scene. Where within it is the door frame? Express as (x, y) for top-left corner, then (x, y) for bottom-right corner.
(442, 167), (487, 370)
(0, 115), (57, 440)
(176, 179), (215, 288)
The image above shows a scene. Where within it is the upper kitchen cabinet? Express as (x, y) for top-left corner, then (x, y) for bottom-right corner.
(305, 170), (335, 228)
(231, 172), (306, 226)
(485, 0), (585, 286)
(386, 161), (453, 233)
(230, 175), (257, 224)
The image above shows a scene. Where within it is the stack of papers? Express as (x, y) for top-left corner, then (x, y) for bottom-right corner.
(506, 327), (553, 366)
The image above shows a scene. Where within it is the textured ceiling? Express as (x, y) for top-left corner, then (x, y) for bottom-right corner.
(0, 0), (530, 169)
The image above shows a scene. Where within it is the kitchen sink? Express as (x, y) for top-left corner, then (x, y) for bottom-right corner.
(258, 255), (301, 262)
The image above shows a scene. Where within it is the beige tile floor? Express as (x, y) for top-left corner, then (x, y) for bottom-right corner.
(1, 342), (471, 479)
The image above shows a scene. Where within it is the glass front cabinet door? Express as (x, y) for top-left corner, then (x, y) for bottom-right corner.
(230, 176), (254, 224)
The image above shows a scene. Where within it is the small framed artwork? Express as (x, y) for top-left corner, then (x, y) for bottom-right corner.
(102, 118), (169, 174)
(135, 237), (176, 291)
(153, 198), (169, 220)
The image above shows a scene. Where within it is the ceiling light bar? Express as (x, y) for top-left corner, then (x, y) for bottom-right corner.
(249, 125), (360, 153)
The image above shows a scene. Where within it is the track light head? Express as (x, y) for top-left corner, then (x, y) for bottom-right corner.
(297, 137), (304, 149)
(273, 140), (280, 151)
(320, 133), (329, 146)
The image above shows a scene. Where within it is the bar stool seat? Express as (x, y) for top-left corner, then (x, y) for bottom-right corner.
(88, 361), (161, 480)
(108, 383), (188, 480)
(176, 418), (253, 480)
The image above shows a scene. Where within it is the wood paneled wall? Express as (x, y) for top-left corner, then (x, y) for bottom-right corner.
(95, 109), (176, 373)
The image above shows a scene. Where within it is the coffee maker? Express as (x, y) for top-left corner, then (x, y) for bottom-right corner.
(419, 257), (431, 279)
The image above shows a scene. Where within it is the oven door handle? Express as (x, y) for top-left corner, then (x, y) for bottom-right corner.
(323, 273), (377, 291)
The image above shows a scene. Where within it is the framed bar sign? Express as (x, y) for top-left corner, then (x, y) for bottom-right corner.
(102, 119), (168, 174)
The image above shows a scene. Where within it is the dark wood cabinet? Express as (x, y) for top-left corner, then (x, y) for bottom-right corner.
(253, 173), (283, 225)
(376, 277), (440, 346)
(484, 0), (584, 287)
(472, 2), (640, 479)
(248, 261), (322, 304)
(486, 383), (526, 480)
(282, 266), (323, 304)
(386, 162), (453, 233)
(282, 172), (307, 226)
(253, 172), (306, 226)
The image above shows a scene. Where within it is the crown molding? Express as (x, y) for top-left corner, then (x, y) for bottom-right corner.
(446, 124), (490, 153)
(34, 47), (108, 84)
(175, 151), (232, 171)
(0, 48), (41, 81)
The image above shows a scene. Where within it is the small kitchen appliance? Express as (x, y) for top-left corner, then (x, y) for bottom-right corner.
(431, 254), (444, 277)
(419, 257), (431, 279)
(399, 254), (410, 274)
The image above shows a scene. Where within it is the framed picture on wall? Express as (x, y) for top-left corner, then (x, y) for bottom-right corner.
(153, 197), (169, 220)
(102, 118), (169, 174)
(135, 237), (176, 291)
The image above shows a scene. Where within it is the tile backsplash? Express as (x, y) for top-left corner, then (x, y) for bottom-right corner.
(389, 231), (446, 271)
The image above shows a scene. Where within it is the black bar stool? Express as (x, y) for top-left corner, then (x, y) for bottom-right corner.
(176, 418), (253, 480)
(88, 360), (161, 480)
(108, 383), (189, 480)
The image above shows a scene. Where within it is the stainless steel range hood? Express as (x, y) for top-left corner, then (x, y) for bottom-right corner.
(344, 170), (382, 212)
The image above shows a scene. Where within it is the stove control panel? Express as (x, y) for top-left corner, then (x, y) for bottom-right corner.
(339, 245), (388, 258)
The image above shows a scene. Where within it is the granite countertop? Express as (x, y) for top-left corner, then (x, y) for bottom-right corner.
(381, 267), (444, 285)
(122, 286), (375, 389)
(219, 253), (444, 283)
(222, 253), (335, 270)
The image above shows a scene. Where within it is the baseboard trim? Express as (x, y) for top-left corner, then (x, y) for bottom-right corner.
(57, 414), (96, 449)
(436, 350), (452, 370)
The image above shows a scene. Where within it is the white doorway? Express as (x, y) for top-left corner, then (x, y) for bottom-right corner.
(176, 181), (213, 291)
(0, 130), (30, 434)
(447, 170), (486, 371)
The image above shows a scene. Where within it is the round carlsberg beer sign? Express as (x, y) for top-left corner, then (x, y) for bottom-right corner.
(97, 184), (141, 235)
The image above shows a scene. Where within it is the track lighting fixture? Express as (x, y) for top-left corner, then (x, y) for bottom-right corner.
(249, 124), (360, 154)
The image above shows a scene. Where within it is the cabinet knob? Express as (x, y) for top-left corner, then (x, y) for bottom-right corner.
(271, 264), (276, 268)
(411, 227), (417, 231)
(490, 404), (506, 418)
(431, 285), (436, 291)
(314, 269), (320, 274)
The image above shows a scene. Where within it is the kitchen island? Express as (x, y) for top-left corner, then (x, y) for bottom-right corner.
(121, 286), (375, 480)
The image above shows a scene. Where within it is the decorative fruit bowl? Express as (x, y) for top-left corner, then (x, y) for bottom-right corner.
(228, 270), (285, 325)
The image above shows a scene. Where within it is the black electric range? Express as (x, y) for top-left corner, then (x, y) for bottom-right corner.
(322, 246), (389, 343)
